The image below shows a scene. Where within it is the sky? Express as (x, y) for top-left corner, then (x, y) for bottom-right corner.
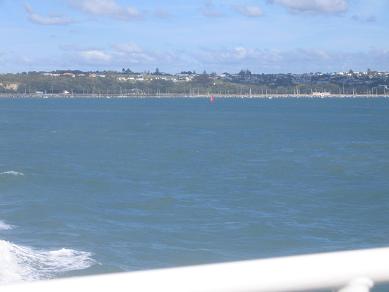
(0, 0), (388, 73)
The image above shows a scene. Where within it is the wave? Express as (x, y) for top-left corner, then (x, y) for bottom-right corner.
(0, 221), (13, 231)
(0, 240), (95, 284)
(0, 171), (25, 176)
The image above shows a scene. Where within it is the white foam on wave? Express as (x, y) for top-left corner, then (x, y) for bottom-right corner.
(0, 240), (95, 284)
(0, 171), (25, 176)
(0, 221), (13, 231)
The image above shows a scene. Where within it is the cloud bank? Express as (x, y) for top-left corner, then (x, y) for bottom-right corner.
(272, 0), (348, 14)
(69, 0), (141, 20)
(234, 5), (263, 17)
(25, 4), (74, 25)
(63, 43), (389, 73)
(79, 50), (112, 62)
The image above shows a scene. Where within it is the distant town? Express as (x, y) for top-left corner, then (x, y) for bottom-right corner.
(0, 68), (388, 98)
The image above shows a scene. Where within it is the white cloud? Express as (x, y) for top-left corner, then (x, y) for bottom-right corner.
(69, 0), (141, 20)
(74, 43), (155, 66)
(232, 47), (249, 59)
(112, 43), (155, 63)
(235, 5), (263, 17)
(112, 43), (144, 54)
(272, 0), (348, 14)
(25, 4), (74, 25)
(79, 50), (112, 62)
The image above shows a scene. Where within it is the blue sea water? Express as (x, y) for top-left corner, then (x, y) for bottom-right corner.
(0, 98), (389, 284)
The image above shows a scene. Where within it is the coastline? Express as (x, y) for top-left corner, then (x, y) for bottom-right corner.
(0, 93), (388, 99)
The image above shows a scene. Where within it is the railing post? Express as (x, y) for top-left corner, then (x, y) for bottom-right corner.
(338, 277), (374, 292)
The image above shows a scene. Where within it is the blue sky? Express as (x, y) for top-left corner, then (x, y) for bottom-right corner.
(0, 0), (388, 73)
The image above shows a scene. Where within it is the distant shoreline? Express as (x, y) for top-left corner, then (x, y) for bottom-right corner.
(0, 93), (388, 99)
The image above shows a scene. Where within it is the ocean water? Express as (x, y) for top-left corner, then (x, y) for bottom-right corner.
(1, 98), (389, 285)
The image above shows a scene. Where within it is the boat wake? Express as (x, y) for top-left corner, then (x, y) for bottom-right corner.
(0, 220), (95, 284)
(0, 171), (25, 176)
(0, 240), (94, 284)
(0, 221), (13, 231)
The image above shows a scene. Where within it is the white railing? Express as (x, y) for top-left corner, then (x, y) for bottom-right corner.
(3, 247), (389, 292)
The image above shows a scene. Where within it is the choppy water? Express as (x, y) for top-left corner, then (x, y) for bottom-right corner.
(1, 98), (389, 285)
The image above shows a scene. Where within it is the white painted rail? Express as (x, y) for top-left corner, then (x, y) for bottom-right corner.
(3, 247), (389, 292)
